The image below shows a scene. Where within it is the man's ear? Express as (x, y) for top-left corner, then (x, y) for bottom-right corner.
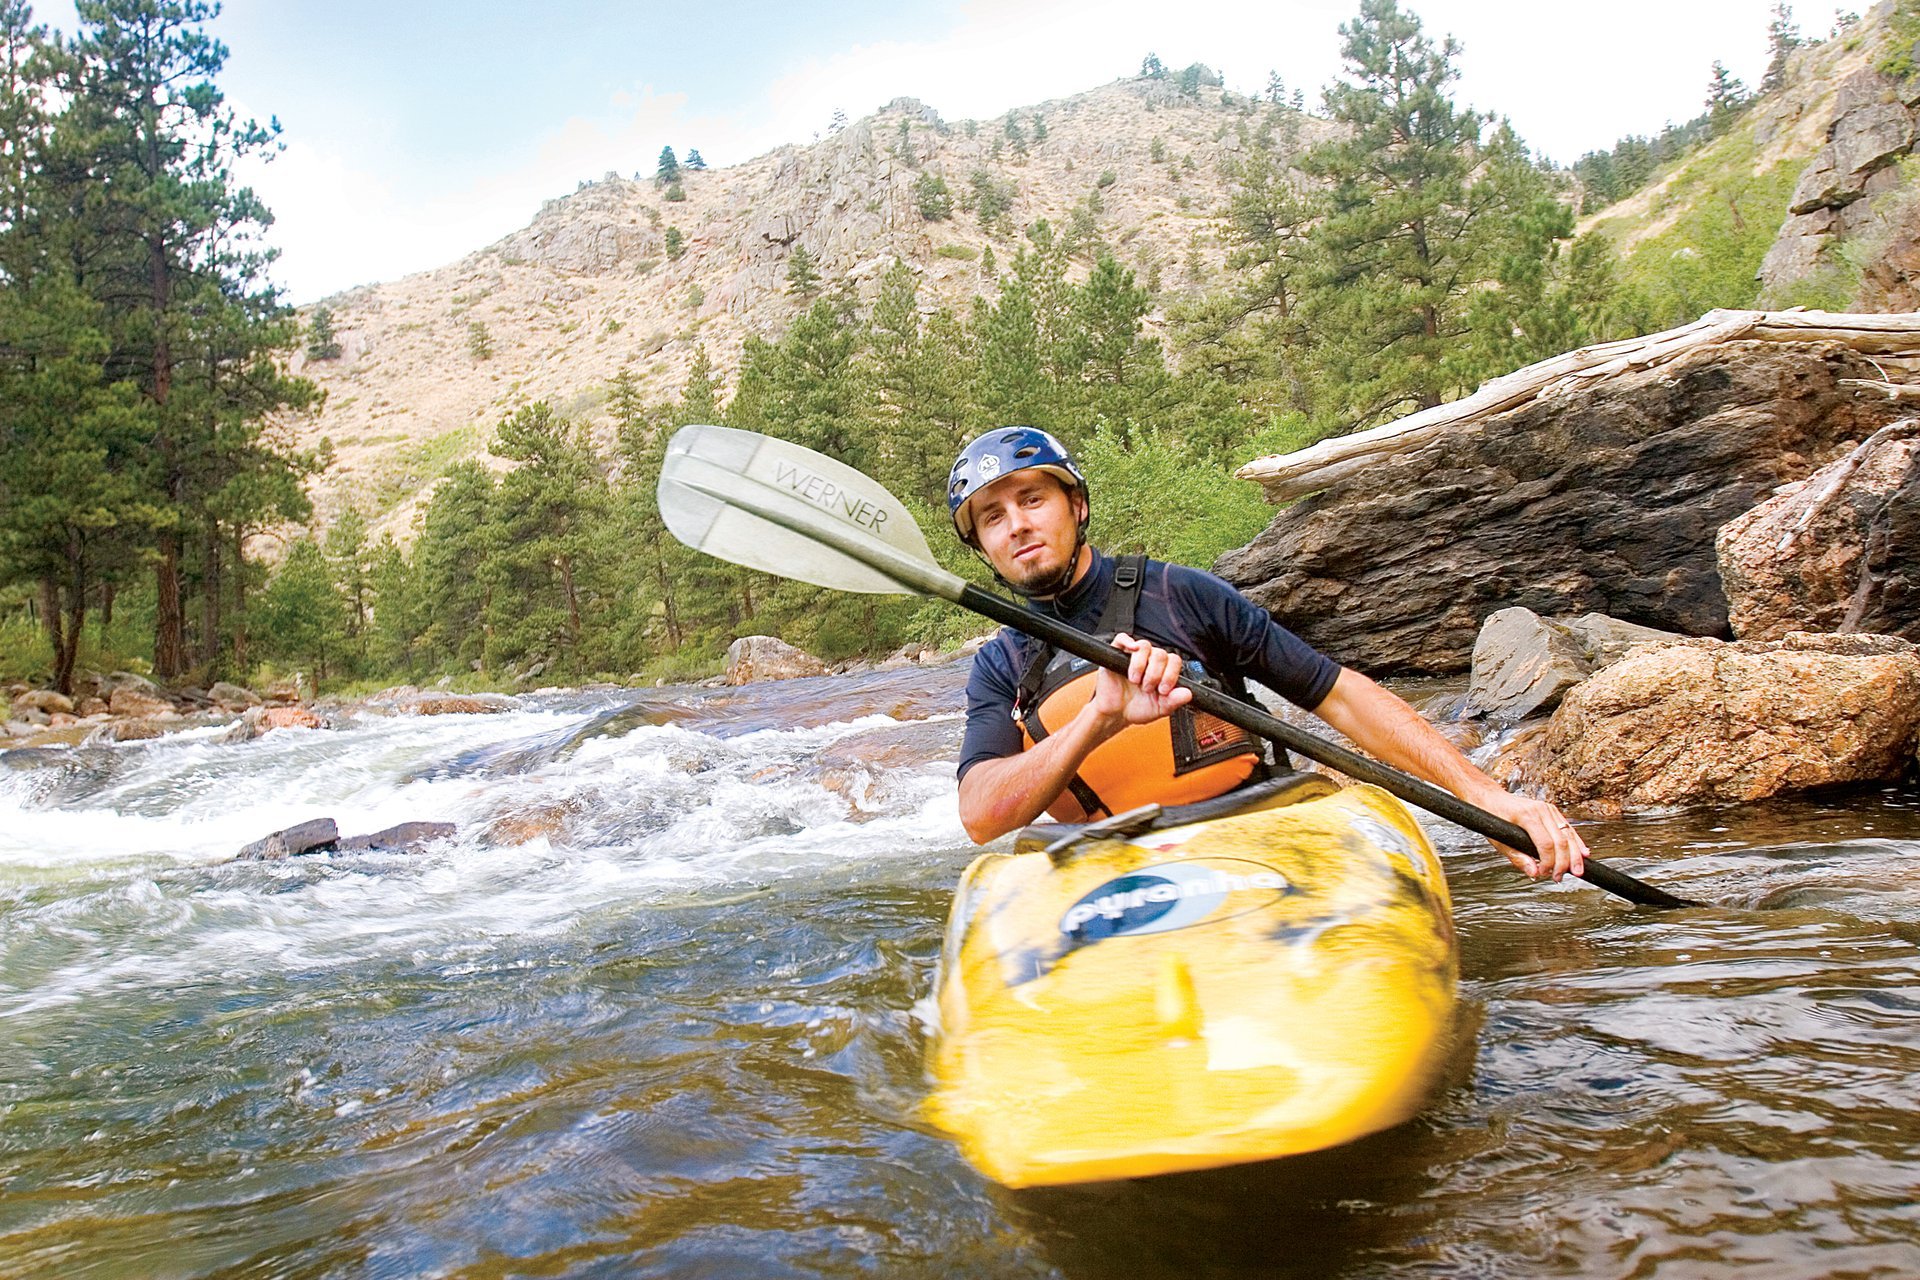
(1072, 489), (1090, 527)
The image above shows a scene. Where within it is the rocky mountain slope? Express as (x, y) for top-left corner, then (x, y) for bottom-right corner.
(294, 77), (1312, 539)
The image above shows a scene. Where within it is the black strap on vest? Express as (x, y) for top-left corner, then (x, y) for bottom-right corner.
(1012, 556), (1146, 819)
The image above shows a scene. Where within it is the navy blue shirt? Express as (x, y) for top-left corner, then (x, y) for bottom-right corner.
(957, 549), (1343, 782)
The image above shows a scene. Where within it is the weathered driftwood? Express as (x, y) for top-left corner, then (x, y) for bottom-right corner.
(1237, 309), (1920, 502)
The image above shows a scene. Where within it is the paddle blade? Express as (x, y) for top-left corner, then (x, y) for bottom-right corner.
(658, 424), (966, 600)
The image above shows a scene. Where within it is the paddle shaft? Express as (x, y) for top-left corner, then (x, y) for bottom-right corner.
(957, 584), (1698, 910)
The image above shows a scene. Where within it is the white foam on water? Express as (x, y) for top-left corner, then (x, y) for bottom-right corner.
(0, 702), (972, 1017)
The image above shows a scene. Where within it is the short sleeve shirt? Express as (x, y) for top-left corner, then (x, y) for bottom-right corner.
(957, 549), (1343, 782)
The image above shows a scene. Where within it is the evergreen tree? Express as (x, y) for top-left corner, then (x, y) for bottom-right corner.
(685, 148), (706, 170)
(411, 461), (497, 672)
(679, 343), (719, 423)
(1763, 4), (1800, 95)
(468, 320), (492, 360)
(1297, 0), (1564, 426)
(786, 243), (821, 297)
(1141, 52), (1165, 79)
(664, 180), (685, 202)
(1172, 131), (1319, 413)
(1706, 61), (1747, 131)
(324, 506), (370, 668)
(365, 533), (417, 676)
(868, 260), (970, 504)
(656, 145), (679, 185)
(664, 225), (685, 260)
(254, 538), (347, 691)
(52, 0), (318, 679)
(914, 171), (953, 220)
(485, 403), (611, 674)
(306, 305), (341, 360)
(829, 107), (847, 134)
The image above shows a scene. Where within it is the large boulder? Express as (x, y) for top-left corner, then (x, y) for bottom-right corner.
(1217, 342), (1912, 675)
(14, 690), (73, 716)
(1537, 632), (1920, 814)
(207, 681), (262, 710)
(724, 635), (829, 685)
(1717, 420), (1920, 642)
(108, 686), (175, 719)
(1465, 607), (1678, 723)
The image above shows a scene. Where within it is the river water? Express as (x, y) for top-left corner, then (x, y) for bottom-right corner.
(3, 664), (1919, 1278)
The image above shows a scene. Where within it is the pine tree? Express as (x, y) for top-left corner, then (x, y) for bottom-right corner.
(365, 533), (418, 676)
(786, 243), (821, 297)
(656, 145), (679, 185)
(486, 403), (611, 673)
(51, 0), (318, 680)
(914, 171), (953, 220)
(1296, 0), (1563, 426)
(1706, 61), (1747, 132)
(829, 107), (847, 134)
(1141, 52), (1165, 79)
(1762, 5), (1800, 96)
(324, 506), (370, 668)
(664, 225), (685, 260)
(306, 306), (341, 360)
(685, 148), (706, 170)
(255, 539), (347, 691)
(411, 461), (498, 672)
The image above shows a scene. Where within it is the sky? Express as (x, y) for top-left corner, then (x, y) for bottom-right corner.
(35, 0), (1852, 302)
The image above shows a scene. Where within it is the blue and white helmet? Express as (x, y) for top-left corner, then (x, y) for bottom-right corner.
(947, 426), (1088, 543)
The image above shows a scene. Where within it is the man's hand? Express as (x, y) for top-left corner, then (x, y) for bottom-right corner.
(1315, 668), (1590, 884)
(1470, 788), (1589, 882)
(1089, 633), (1192, 733)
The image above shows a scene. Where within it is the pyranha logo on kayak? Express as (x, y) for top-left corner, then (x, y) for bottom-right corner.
(1059, 859), (1291, 945)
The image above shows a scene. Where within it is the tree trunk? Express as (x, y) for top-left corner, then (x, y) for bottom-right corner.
(154, 532), (185, 679)
(56, 545), (85, 696)
(201, 525), (222, 673)
(230, 529), (248, 673)
(39, 576), (65, 691)
(101, 579), (115, 630)
(559, 553), (582, 655)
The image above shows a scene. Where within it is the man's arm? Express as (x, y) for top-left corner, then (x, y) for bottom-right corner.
(957, 635), (1189, 843)
(1311, 668), (1589, 881)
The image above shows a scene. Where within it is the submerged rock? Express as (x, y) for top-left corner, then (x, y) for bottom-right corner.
(1539, 632), (1920, 814)
(236, 818), (456, 860)
(1717, 420), (1920, 643)
(725, 635), (829, 685)
(237, 818), (340, 860)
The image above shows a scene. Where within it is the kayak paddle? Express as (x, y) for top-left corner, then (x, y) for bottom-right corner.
(657, 423), (1699, 910)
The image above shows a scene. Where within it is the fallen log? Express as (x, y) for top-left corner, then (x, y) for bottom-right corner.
(1237, 309), (1920, 502)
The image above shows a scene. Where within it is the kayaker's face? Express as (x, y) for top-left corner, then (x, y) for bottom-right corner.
(967, 472), (1088, 595)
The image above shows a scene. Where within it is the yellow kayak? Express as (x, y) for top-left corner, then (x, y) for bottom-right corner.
(926, 773), (1459, 1188)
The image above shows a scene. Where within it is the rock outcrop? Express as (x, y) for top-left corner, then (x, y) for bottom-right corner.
(1717, 419), (1920, 641)
(1465, 608), (1678, 723)
(1219, 341), (1912, 675)
(725, 635), (830, 684)
(1537, 632), (1920, 813)
(1761, 64), (1920, 298)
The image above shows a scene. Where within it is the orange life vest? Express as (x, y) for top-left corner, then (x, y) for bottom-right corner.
(1014, 556), (1265, 823)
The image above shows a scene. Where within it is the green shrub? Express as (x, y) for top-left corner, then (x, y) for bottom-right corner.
(935, 243), (979, 260)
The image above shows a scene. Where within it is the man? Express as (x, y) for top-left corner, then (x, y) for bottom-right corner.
(948, 426), (1589, 882)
